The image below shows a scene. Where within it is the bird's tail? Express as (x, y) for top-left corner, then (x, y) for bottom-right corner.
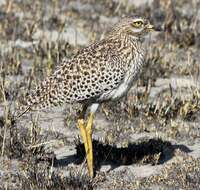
(16, 73), (66, 118)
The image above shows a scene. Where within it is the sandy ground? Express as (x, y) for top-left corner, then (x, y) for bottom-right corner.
(0, 0), (200, 189)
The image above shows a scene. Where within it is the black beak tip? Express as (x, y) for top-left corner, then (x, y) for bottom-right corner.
(154, 25), (163, 32)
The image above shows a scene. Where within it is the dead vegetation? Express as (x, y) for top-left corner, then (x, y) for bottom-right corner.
(0, 0), (200, 189)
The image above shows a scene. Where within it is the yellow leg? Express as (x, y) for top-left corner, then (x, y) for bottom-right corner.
(77, 119), (89, 163)
(77, 114), (94, 178)
(85, 113), (94, 178)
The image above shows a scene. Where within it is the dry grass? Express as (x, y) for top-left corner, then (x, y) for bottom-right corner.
(0, 0), (200, 189)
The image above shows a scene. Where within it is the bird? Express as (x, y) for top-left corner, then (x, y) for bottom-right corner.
(18, 15), (158, 178)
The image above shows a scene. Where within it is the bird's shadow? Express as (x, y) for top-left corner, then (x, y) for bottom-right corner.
(54, 138), (191, 173)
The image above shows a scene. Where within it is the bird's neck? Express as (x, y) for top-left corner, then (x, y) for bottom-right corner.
(108, 28), (142, 42)
(119, 33), (142, 54)
(106, 32), (143, 60)
(112, 33), (144, 69)
(111, 32), (141, 48)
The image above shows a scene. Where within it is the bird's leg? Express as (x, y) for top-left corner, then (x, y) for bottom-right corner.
(77, 119), (89, 161)
(77, 105), (89, 170)
(85, 112), (94, 178)
(77, 104), (98, 178)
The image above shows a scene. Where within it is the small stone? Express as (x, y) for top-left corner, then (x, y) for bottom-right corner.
(54, 145), (76, 160)
(100, 164), (112, 173)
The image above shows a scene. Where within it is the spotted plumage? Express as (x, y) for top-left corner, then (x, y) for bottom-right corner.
(19, 15), (158, 178)
(23, 16), (151, 111)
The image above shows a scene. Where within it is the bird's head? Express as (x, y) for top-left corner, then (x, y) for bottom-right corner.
(110, 15), (159, 39)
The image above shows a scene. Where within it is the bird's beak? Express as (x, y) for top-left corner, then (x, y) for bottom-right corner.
(146, 24), (155, 31)
(146, 24), (162, 32)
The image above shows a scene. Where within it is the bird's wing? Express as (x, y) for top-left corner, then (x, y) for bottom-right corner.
(68, 53), (127, 103)
(20, 39), (127, 112)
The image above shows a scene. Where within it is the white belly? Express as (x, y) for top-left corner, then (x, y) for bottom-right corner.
(111, 79), (133, 100)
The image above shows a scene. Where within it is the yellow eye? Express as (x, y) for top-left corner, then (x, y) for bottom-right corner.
(132, 21), (143, 28)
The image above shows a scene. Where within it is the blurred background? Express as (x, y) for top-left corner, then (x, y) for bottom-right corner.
(0, 0), (200, 189)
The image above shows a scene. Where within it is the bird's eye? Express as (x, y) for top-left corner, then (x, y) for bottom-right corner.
(132, 21), (143, 28)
